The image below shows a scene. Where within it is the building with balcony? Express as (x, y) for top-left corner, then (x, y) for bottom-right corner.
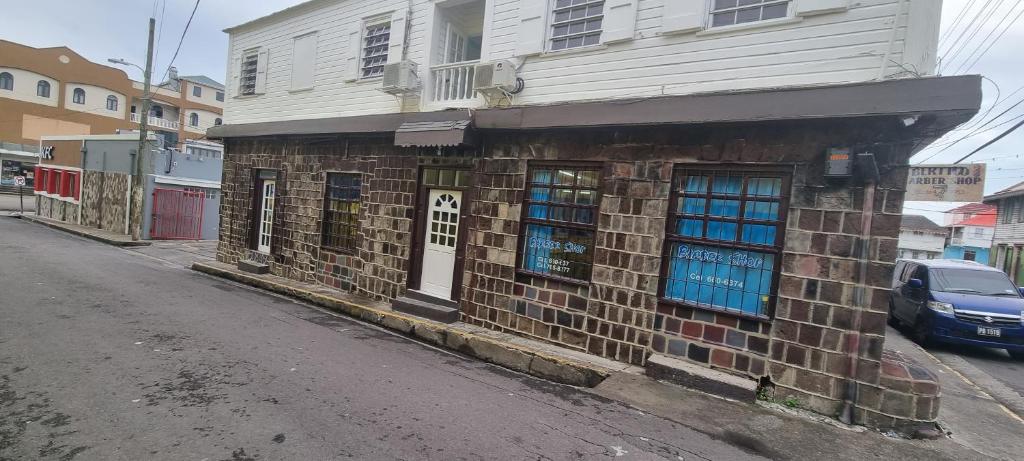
(0, 40), (224, 158)
(209, 0), (980, 432)
(897, 215), (946, 260)
(985, 181), (1024, 284)
(942, 204), (995, 263)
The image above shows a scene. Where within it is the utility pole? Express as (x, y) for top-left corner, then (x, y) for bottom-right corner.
(131, 17), (156, 241)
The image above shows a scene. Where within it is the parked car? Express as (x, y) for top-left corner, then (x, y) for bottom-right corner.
(890, 259), (1024, 360)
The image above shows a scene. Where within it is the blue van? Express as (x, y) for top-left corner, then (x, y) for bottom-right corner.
(890, 259), (1024, 359)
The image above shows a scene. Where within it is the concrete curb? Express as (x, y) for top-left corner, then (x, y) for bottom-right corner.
(191, 261), (612, 388)
(19, 215), (150, 247)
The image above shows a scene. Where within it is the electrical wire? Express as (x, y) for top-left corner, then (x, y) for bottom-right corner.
(954, 118), (1024, 164)
(940, 0), (1000, 73)
(950, 0), (1021, 74)
(153, 0), (168, 78)
(914, 91), (1024, 163)
(159, 0), (201, 84)
(939, 0), (980, 49)
(961, 3), (1024, 74)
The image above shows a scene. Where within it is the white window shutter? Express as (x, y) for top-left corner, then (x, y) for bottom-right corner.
(515, 0), (547, 56)
(795, 0), (850, 16)
(603, 0), (638, 43)
(345, 29), (362, 82)
(254, 49), (270, 94)
(387, 10), (408, 64)
(661, 0), (706, 34)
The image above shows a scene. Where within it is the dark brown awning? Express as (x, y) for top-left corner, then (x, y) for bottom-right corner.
(394, 120), (474, 147)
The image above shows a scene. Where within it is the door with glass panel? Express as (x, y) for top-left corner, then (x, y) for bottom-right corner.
(257, 180), (275, 254)
(420, 189), (462, 299)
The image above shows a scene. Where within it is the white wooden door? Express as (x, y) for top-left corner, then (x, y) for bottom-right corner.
(257, 180), (275, 254)
(421, 189), (461, 299)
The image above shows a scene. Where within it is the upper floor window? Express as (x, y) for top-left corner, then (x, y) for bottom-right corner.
(239, 50), (259, 95)
(106, 95), (118, 112)
(710, 0), (789, 27)
(519, 165), (601, 282)
(189, 113), (199, 126)
(361, 20), (391, 78)
(72, 88), (85, 104)
(193, 85), (202, 97)
(550, 0), (604, 51)
(661, 168), (789, 318)
(150, 104), (163, 119)
(0, 72), (13, 91)
(215, 91), (224, 102)
(36, 80), (50, 97)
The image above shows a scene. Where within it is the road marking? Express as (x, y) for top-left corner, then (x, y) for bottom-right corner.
(915, 346), (1024, 425)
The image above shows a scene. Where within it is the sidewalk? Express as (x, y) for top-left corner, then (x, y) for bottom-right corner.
(18, 214), (150, 247)
(191, 260), (993, 461)
(884, 325), (1024, 461)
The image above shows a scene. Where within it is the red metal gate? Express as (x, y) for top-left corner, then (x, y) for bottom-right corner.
(150, 188), (205, 240)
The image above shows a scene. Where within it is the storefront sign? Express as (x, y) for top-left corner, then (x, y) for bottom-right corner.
(520, 224), (594, 281)
(905, 164), (985, 202)
(664, 243), (776, 315)
(41, 145), (55, 160)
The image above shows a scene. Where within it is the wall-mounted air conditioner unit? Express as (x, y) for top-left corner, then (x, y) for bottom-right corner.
(473, 60), (517, 93)
(381, 61), (419, 95)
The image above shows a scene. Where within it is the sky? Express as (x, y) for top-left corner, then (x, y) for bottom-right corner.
(1, 0), (1022, 224)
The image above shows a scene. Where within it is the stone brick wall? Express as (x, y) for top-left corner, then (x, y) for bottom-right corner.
(35, 195), (79, 223)
(97, 172), (129, 234)
(217, 117), (927, 428)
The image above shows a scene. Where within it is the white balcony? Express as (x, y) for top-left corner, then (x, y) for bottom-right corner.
(430, 61), (479, 104)
(131, 112), (179, 131)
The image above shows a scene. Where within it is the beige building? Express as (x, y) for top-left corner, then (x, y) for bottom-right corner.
(0, 40), (223, 186)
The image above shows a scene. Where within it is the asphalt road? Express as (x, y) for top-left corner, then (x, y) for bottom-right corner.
(929, 342), (1024, 396)
(0, 217), (759, 461)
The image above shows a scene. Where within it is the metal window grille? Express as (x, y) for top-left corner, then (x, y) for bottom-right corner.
(239, 51), (259, 95)
(550, 0), (604, 51)
(661, 168), (790, 318)
(518, 165), (601, 282)
(710, 0), (789, 28)
(322, 173), (362, 253)
(361, 21), (391, 78)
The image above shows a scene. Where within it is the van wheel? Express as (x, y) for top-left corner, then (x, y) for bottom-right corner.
(1008, 350), (1024, 361)
(887, 302), (901, 328)
(912, 317), (932, 347)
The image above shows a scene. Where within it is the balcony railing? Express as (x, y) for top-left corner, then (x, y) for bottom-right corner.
(430, 61), (478, 103)
(131, 112), (179, 131)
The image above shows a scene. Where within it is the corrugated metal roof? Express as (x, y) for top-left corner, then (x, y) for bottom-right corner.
(394, 120), (473, 147)
(901, 215), (944, 232)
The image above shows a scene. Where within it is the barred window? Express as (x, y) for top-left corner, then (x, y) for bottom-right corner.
(710, 0), (789, 28)
(550, 0), (604, 51)
(361, 20), (391, 78)
(239, 50), (259, 95)
(322, 173), (362, 253)
(662, 168), (789, 318)
(519, 165), (601, 282)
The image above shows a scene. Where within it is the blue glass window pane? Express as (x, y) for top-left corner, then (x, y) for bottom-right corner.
(520, 223), (594, 280)
(743, 201), (779, 221)
(741, 224), (776, 245)
(749, 177), (782, 197)
(553, 188), (574, 203)
(709, 199), (740, 218)
(707, 221), (737, 241)
(532, 169), (552, 184)
(662, 242), (774, 316)
(683, 175), (708, 193)
(679, 197), (706, 214)
(574, 208), (594, 225)
(530, 187), (550, 201)
(676, 218), (703, 237)
(712, 176), (742, 194)
(554, 169), (575, 185)
(528, 204), (548, 219)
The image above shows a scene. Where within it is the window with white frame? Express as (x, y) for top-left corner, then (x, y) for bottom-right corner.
(710, 0), (789, 28)
(193, 85), (202, 97)
(361, 20), (391, 78)
(239, 50), (259, 95)
(550, 0), (604, 51)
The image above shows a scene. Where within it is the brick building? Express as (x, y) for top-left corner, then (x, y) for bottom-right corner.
(212, 76), (981, 431)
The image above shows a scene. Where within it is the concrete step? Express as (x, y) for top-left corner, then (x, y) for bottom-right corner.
(403, 289), (459, 310)
(645, 353), (758, 402)
(237, 259), (269, 274)
(392, 294), (460, 324)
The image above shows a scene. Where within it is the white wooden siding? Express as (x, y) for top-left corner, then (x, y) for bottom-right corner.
(993, 197), (1024, 244)
(223, 0), (937, 125)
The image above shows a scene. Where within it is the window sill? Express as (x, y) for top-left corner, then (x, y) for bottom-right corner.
(539, 44), (608, 58)
(288, 87), (314, 94)
(658, 298), (772, 323)
(233, 94), (262, 100)
(515, 269), (590, 288)
(696, 16), (803, 37)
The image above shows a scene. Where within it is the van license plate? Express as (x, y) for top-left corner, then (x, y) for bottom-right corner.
(978, 327), (1002, 337)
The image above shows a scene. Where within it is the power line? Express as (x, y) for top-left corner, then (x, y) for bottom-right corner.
(159, 0), (201, 84)
(939, 0), (980, 49)
(940, 0), (1001, 72)
(153, 0), (168, 77)
(951, 0), (1022, 74)
(954, 118), (1024, 163)
(961, 2), (1024, 73)
(915, 91), (1024, 163)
